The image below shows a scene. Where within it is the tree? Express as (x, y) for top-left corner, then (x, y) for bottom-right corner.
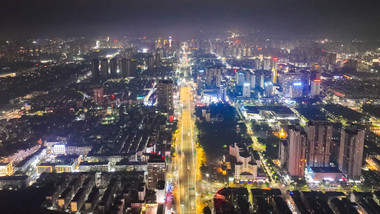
(203, 206), (212, 214)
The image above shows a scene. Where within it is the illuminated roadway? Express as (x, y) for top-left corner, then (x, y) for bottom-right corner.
(178, 85), (197, 214)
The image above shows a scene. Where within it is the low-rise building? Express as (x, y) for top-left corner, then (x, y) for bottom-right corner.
(0, 176), (29, 189)
(229, 143), (260, 182)
(307, 167), (342, 182)
(0, 162), (14, 176)
(78, 161), (111, 172)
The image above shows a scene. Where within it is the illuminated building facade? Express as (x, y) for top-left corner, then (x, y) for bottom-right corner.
(156, 80), (174, 114)
(278, 72), (303, 98)
(236, 71), (245, 87)
(0, 162), (14, 176)
(53, 144), (66, 155)
(250, 73), (256, 88)
(243, 83), (251, 98)
(288, 125), (307, 177)
(37, 164), (54, 174)
(109, 58), (118, 77)
(260, 74), (265, 89)
(147, 154), (166, 189)
(229, 143), (259, 181)
(206, 67), (222, 88)
(311, 79), (321, 96)
(310, 71), (322, 96)
(338, 125), (365, 180)
(264, 81), (273, 97)
(272, 67), (277, 84)
(306, 121), (332, 167)
(291, 81), (303, 98)
(263, 57), (271, 70)
(272, 57), (278, 70)
(219, 85), (227, 102)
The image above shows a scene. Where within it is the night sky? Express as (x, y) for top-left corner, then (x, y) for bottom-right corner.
(0, 0), (379, 39)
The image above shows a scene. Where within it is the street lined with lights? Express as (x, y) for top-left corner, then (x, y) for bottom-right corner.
(177, 85), (197, 214)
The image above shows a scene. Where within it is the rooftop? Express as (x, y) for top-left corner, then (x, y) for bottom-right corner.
(244, 105), (294, 115)
(310, 167), (341, 173)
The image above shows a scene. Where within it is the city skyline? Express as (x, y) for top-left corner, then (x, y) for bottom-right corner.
(1, 1), (380, 213)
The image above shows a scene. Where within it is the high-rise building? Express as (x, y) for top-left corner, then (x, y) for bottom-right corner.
(250, 73), (256, 88)
(242, 46), (247, 57)
(306, 120), (333, 167)
(278, 140), (288, 168)
(255, 58), (262, 70)
(310, 79), (321, 96)
(247, 47), (251, 57)
(290, 81), (303, 98)
(156, 38), (162, 49)
(278, 72), (303, 98)
(206, 68), (214, 87)
(272, 57), (278, 70)
(130, 59), (137, 77)
(215, 69), (221, 87)
(243, 83), (250, 98)
(236, 71), (245, 87)
(147, 154), (166, 189)
(264, 81), (273, 97)
(158, 49), (164, 60)
(93, 88), (104, 105)
(100, 59), (109, 80)
(91, 58), (100, 80)
(260, 74), (265, 89)
(272, 67), (277, 84)
(232, 46), (237, 57)
(156, 80), (174, 114)
(119, 58), (129, 78)
(147, 55), (155, 70)
(154, 53), (161, 67)
(206, 68), (222, 88)
(310, 72), (321, 96)
(119, 58), (136, 78)
(245, 71), (250, 84)
(338, 125), (365, 180)
(237, 46), (242, 58)
(109, 58), (118, 77)
(219, 85), (227, 102)
(263, 58), (271, 70)
(288, 125), (308, 177)
(175, 41), (181, 61)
